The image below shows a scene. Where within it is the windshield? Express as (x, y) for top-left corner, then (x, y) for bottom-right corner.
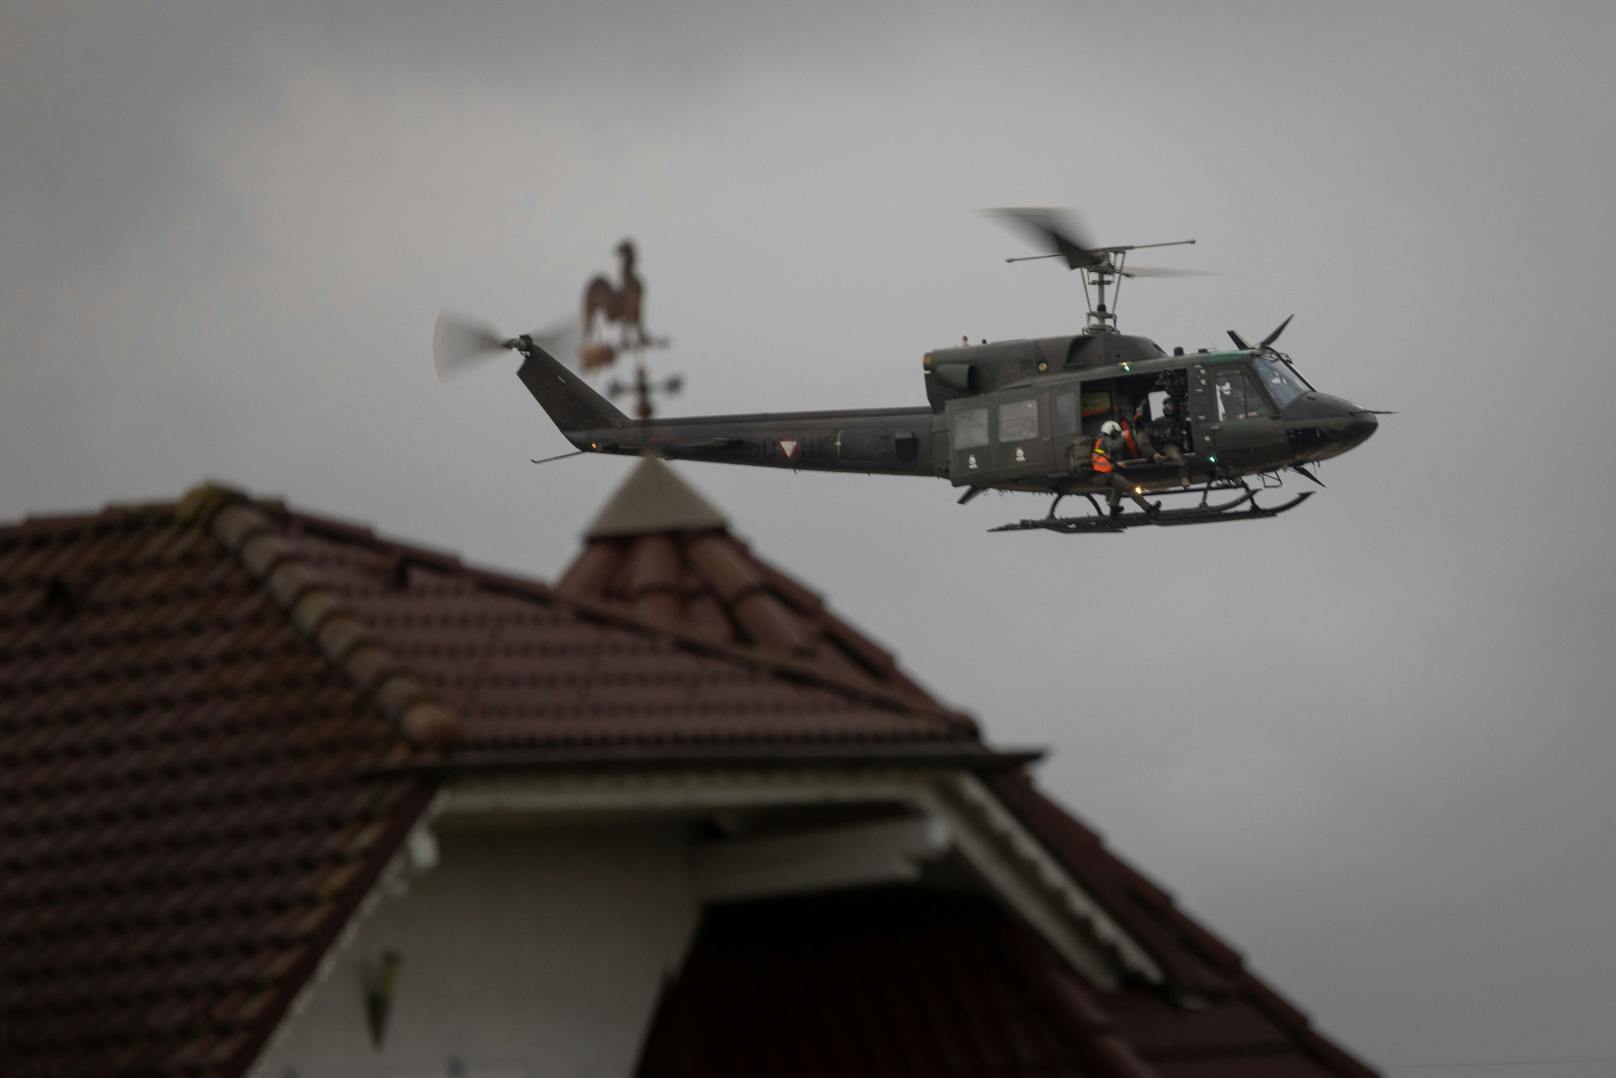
(1252, 354), (1312, 408)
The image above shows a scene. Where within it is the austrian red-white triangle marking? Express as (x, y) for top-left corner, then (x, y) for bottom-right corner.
(779, 439), (800, 460)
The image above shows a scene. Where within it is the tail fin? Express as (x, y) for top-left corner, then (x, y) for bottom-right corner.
(515, 341), (629, 439)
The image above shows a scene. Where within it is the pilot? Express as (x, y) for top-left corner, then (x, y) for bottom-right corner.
(1150, 397), (1190, 484)
(1093, 420), (1159, 518)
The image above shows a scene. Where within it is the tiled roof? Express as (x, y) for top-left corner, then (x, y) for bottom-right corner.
(0, 499), (433, 1076)
(0, 482), (982, 1076)
(253, 495), (976, 753)
(990, 774), (1378, 1077)
(556, 457), (938, 705)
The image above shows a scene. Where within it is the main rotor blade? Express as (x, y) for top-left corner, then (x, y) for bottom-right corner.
(984, 207), (1103, 270)
(1117, 265), (1214, 278)
(1227, 329), (1253, 350)
(1260, 314), (1294, 349)
(433, 310), (509, 381)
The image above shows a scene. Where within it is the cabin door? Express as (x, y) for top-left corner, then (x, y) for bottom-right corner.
(945, 400), (991, 485)
(990, 391), (1052, 479)
(1187, 361), (1214, 456)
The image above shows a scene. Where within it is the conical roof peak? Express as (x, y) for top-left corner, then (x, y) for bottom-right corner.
(559, 457), (940, 707)
(584, 456), (728, 539)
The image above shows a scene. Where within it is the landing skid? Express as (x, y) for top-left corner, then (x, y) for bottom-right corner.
(988, 488), (1314, 534)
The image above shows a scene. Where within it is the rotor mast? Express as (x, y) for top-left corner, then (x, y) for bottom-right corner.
(1072, 240), (1197, 334)
(994, 209), (1195, 333)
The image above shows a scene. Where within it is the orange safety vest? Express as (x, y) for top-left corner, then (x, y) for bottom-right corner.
(1091, 438), (1114, 474)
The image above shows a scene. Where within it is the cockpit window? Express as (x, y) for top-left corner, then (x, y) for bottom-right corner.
(1252, 355), (1310, 408)
(1213, 367), (1269, 421)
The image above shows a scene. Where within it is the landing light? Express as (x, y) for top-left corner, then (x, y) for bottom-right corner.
(1134, 486), (1143, 496)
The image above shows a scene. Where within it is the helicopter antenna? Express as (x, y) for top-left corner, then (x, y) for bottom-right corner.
(987, 208), (1200, 333)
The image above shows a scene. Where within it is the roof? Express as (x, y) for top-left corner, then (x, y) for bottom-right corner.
(0, 498), (433, 1075)
(0, 470), (1376, 1077)
(0, 479), (980, 1076)
(199, 478), (978, 755)
(989, 774), (1377, 1077)
(557, 457), (937, 704)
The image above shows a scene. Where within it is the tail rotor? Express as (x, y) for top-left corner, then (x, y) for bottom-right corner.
(433, 310), (580, 382)
(433, 311), (512, 382)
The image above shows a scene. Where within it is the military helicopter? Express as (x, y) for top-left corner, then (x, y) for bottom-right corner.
(435, 211), (1382, 533)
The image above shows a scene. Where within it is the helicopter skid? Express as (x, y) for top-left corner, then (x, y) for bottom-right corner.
(988, 491), (1313, 534)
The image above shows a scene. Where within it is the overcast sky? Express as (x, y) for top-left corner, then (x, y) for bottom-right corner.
(5, 2), (1616, 1072)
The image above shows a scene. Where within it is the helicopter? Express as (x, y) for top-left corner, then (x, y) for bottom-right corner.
(434, 211), (1383, 533)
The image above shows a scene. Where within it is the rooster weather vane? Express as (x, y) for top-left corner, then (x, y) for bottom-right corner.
(579, 239), (678, 420)
(433, 237), (682, 423)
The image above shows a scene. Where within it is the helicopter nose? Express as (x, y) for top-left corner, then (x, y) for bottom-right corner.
(1344, 406), (1378, 447)
(1283, 394), (1378, 457)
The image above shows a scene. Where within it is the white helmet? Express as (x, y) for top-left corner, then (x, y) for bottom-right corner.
(1099, 420), (1122, 438)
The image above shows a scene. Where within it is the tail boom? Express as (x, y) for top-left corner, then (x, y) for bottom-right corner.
(514, 339), (939, 476)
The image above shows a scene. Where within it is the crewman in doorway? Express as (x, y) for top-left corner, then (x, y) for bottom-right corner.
(1094, 420), (1159, 518)
(1149, 398), (1191, 485)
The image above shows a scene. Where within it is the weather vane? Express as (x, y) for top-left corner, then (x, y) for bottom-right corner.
(578, 239), (679, 421)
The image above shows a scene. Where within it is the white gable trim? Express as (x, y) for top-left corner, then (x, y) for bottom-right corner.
(442, 767), (1163, 988)
(934, 774), (1163, 983)
(691, 815), (950, 902)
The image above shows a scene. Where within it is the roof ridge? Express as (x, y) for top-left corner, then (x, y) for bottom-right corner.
(542, 587), (978, 733)
(0, 500), (182, 543)
(177, 483), (461, 750)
